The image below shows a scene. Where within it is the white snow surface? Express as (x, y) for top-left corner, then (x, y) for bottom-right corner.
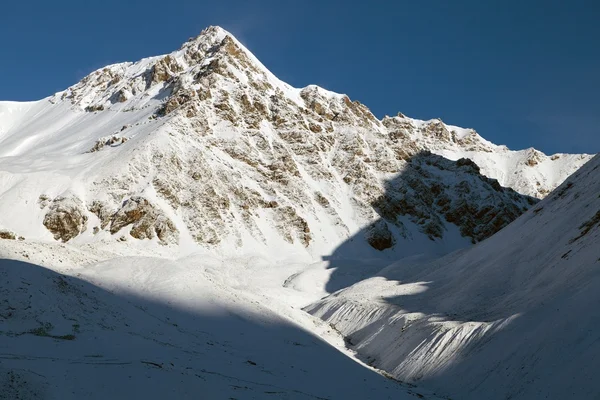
(307, 154), (600, 399)
(0, 247), (450, 399)
(1, 249), (452, 398)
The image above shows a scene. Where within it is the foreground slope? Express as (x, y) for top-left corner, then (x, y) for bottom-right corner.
(0, 254), (444, 399)
(307, 154), (600, 399)
(0, 27), (590, 262)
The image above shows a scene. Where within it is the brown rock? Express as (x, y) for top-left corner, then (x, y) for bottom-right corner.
(109, 197), (179, 245)
(365, 220), (395, 250)
(43, 196), (88, 242)
(0, 229), (16, 240)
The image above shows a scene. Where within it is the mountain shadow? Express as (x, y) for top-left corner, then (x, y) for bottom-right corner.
(322, 150), (537, 293)
(309, 154), (600, 400)
(0, 257), (428, 400)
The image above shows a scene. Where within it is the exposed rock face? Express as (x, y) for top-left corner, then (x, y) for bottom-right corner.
(380, 116), (593, 198)
(276, 206), (312, 247)
(109, 197), (179, 245)
(365, 220), (395, 250)
(37, 195), (51, 209)
(371, 152), (536, 247)
(87, 135), (128, 153)
(88, 200), (115, 229)
(43, 196), (88, 242)
(0, 229), (16, 240)
(525, 148), (544, 167)
(84, 105), (105, 112)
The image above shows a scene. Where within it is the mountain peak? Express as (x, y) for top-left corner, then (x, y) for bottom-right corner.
(186, 25), (230, 42)
(0, 23), (597, 400)
(179, 25), (242, 61)
(52, 24), (297, 116)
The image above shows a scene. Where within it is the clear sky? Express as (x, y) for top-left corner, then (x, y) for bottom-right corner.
(2, 0), (598, 154)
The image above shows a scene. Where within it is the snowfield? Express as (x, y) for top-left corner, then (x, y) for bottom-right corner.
(0, 25), (598, 399)
(0, 253), (442, 399)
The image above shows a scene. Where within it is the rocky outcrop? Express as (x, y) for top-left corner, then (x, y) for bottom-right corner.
(365, 220), (395, 250)
(43, 196), (88, 242)
(88, 200), (115, 229)
(525, 148), (544, 167)
(275, 206), (312, 247)
(371, 152), (536, 247)
(0, 229), (16, 240)
(109, 197), (179, 245)
(87, 135), (128, 153)
(150, 55), (182, 85)
(37, 195), (51, 209)
(84, 105), (105, 112)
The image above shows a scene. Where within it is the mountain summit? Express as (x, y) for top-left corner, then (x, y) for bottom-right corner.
(0, 26), (592, 259)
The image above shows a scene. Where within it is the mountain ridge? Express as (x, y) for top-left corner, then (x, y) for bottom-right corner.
(3, 27), (591, 198)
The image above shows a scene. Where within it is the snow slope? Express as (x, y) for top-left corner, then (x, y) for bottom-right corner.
(307, 154), (600, 399)
(0, 249), (450, 399)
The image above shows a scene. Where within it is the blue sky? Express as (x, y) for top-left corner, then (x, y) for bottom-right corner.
(2, 0), (598, 154)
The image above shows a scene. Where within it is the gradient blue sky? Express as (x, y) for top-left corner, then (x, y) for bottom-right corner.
(2, 0), (598, 154)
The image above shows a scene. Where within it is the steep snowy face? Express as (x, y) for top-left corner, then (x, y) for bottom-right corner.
(307, 155), (600, 399)
(0, 26), (588, 257)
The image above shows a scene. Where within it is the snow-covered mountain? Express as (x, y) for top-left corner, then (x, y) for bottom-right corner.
(307, 154), (600, 399)
(0, 26), (591, 261)
(0, 25), (597, 399)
